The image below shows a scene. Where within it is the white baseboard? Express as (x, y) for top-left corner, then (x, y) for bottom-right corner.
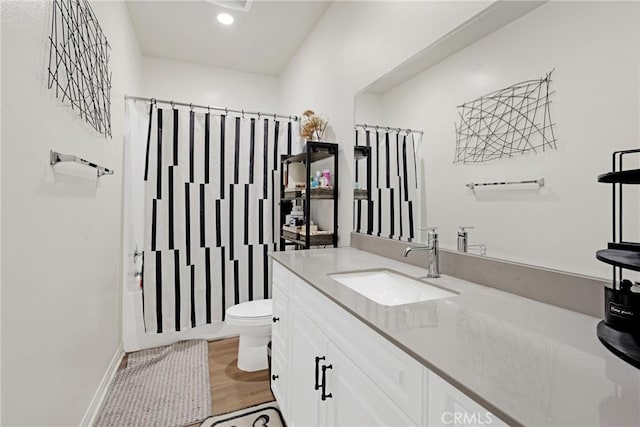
(79, 343), (125, 427)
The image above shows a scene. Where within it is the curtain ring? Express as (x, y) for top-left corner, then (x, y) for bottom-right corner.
(170, 100), (174, 109)
(189, 103), (193, 111)
(407, 128), (412, 134)
(273, 113), (277, 121)
(207, 105), (211, 113)
(288, 115), (291, 122)
(225, 107), (228, 115)
(258, 111), (261, 119)
(241, 109), (245, 118)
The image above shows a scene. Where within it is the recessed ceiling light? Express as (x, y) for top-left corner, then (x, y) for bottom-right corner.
(217, 13), (234, 25)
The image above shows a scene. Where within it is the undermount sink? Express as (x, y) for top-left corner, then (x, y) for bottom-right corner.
(328, 269), (457, 306)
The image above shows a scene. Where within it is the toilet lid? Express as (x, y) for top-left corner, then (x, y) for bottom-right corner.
(226, 299), (272, 319)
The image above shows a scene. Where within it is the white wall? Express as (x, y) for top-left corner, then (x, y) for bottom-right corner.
(354, 92), (383, 126)
(379, 1), (640, 278)
(122, 56), (281, 352)
(1, 1), (142, 425)
(278, 1), (494, 247)
(140, 56), (279, 111)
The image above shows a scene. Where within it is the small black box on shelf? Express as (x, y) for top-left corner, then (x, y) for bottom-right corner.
(604, 285), (640, 332)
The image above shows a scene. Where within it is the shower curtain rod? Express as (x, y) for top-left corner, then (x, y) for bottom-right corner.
(124, 95), (300, 121)
(354, 123), (424, 135)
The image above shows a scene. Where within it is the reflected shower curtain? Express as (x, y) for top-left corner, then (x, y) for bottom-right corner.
(141, 103), (300, 333)
(354, 128), (421, 241)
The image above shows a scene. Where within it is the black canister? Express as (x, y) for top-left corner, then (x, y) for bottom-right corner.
(604, 283), (640, 333)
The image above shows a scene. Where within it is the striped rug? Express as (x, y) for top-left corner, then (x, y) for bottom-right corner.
(95, 340), (211, 427)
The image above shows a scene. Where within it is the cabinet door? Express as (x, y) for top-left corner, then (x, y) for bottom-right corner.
(324, 342), (416, 427)
(294, 274), (423, 423)
(271, 285), (289, 416)
(272, 286), (288, 352)
(289, 304), (328, 427)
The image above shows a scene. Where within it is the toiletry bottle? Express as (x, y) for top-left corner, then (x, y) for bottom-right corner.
(322, 169), (331, 187)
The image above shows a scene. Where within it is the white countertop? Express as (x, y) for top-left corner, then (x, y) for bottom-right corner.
(270, 247), (640, 426)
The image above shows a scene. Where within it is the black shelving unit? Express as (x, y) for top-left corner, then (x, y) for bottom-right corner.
(279, 141), (338, 250)
(598, 169), (640, 184)
(596, 148), (640, 369)
(353, 145), (373, 235)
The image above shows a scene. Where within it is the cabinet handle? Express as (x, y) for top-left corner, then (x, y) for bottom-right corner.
(272, 316), (280, 323)
(314, 356), (325, 390)
(321, 364), (333, 401)
(272, 374), (279, 381)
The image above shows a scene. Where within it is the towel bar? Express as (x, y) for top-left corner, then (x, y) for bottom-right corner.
(50, 149), (114, 177)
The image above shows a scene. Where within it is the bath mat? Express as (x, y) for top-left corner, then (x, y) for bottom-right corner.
(95, 340), (211, 427)
(200, 401), (285, 427)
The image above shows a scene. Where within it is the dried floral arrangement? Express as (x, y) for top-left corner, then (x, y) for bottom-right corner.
(300, 110), (328, 141)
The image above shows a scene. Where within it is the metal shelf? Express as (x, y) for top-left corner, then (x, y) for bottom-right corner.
(598, 169), (640, 184)
(596, 148), (640, 287)
(282, 142), (338, 164)
(279, 141), (339, 250)
(596, 249), (640, 272)
(354, 145), (371, 161)
(595, 148), (640, 369)
(353, 144), (373, 235)
(282, 188), (335, 201)
(597, 321), (640, 369)
(282, 235), (334, 246)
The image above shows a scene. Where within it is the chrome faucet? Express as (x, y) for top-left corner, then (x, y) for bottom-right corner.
(457, 226), (487, 256)
(402, 227), (440, 278)
(457, 226), (472, 252)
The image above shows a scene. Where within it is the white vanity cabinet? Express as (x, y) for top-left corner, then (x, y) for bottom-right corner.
(323, 339), (416, 426)
(287, 303), (414, 427)
(271, 261), (504, 427)
(270, 266), (291, 416)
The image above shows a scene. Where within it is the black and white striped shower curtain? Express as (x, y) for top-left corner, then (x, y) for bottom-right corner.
(353, 129), (420, 241)
(142, 104), (300, 333)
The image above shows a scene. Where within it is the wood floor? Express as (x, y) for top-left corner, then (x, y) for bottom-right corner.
(121, 337), (274, 426)
(207, 336), (274, 415)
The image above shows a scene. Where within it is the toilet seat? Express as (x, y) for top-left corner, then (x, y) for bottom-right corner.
(226, 299), (272, 327)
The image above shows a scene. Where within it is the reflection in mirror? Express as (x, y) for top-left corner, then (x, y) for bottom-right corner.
(352, 102), (423, 242)
(351, 1), (640, 278)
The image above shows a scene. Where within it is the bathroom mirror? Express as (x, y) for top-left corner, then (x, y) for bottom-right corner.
(352, 1), (640, 278)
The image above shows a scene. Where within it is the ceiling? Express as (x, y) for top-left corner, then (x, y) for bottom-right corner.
(126, 1), (332, 76)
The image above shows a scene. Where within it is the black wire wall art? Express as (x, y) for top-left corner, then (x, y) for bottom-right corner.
(48, 0), (112, 138)
(453, 70), (557, 164)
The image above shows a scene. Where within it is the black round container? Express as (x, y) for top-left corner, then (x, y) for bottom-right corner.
(604, 286), (640, 332)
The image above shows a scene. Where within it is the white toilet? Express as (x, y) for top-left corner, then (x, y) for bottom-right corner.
(225, 299), (273, 372)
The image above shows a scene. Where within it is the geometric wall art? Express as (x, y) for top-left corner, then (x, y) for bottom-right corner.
(454, 70), (556, 164)
(48, 0), (112, 138)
